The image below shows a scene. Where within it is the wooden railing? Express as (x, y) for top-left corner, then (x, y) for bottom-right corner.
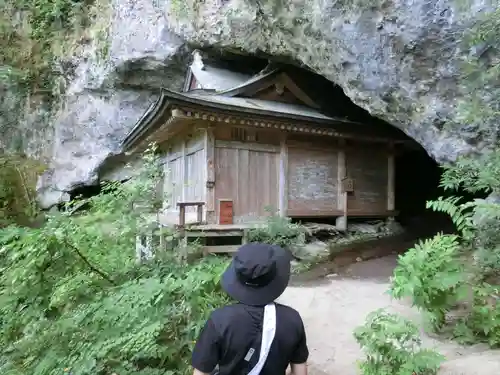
(177, 201), (205, 226)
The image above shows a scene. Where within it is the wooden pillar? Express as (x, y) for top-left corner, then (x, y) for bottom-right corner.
(196, 204), (203, 223)
(162, 147), (171, 210)
(179, 204), (186, 226)
(336, 139), (347, 231)
(387, 142), (395, 212)
(181, 139), (187, 203)
(337, 140), (346, 211)
(205, 127), (216, 224)
(278, 136), (288, 217)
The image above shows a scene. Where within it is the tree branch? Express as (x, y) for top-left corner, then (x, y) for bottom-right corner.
(64, 240), (117, 285)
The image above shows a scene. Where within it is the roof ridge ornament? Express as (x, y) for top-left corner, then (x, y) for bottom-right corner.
(191, 50), (206, 71)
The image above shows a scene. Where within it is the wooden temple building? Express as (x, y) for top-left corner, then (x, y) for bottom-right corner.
(123, 51), (411, 253)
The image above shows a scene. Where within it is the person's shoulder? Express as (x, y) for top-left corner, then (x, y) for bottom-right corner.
(275, 303), (304, 323)
(209, 303), (243, 322)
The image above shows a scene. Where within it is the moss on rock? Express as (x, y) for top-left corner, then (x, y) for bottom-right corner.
(0, 155), (46, 225)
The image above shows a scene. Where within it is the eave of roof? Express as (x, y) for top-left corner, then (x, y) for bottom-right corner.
(169, 88), (349, 122)
(122, 92), (171, 150)
(123, 88), (371, 150)
(122, 88), (409, 151)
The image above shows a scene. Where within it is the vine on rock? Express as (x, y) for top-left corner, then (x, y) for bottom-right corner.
(0, 0), (108, 93)
(0, 154), (45, 226)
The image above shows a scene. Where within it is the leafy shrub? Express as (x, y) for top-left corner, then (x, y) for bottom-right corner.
(0, 146), (230, 375)
(390, 234), (467, 331)
(453, 283), (500, 347)
(246, 209), (307, 251)
(381, 5), (500, 350)
(353, 309), (445, 375)
(388, 149), (500, 344)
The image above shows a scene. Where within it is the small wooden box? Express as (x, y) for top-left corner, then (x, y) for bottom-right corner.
(219, 199), (234, 225)
(342, 178), (354, 193)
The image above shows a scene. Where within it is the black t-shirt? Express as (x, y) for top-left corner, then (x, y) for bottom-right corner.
(192, 302), (309, 375)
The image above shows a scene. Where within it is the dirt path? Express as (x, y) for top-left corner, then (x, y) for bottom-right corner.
(278, 255), (500, 375)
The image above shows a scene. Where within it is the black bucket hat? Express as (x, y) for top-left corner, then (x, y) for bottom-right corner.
(221, 242), (292, 306)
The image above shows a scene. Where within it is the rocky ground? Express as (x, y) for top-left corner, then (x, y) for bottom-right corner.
(278, 255), (500, 375)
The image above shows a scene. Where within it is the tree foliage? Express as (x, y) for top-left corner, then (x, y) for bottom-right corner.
(0, 146), (230, 375)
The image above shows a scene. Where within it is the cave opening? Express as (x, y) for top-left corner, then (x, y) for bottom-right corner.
(60, 180), (126, 213)
(57, 183), (103, 212)
(63, 50), (480, 239)
(201, 52), (475, 238)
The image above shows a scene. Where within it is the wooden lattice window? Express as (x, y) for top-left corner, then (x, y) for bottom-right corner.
(231, 127), (258, 142)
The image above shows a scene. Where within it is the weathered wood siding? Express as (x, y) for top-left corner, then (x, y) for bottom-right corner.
(166, 156), (183, 209)
(287, 144), (338, 216)
(159, 130), (206, 225)
(215, 126), (281, 145)
(184, 135), (206, 215)
(214, 144), (279, 223)
(346, 146), (388, 213)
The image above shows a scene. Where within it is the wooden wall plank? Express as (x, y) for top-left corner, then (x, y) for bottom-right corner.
(185, 148), (205, 214)
(205, 127), (216, 223)
(215, 140), (279, 153)
(287, 146), (338, 216)
(346, 146), (388, 213)
(337, 143), (346, 211)
(387, 143), (395, 211)
(214, 146), (279, 223)
(279, 137), (288, 217)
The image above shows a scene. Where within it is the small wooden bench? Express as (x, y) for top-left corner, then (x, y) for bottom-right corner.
(177, 201), (205, 227)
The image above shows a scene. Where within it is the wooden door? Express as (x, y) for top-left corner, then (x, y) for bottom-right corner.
(214, 146), (279, 223)
(346, 147), (388, 214)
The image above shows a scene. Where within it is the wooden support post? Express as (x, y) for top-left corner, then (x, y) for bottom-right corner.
(179, 205), (186, 227)
(278, 136), (288, 217)
(163, 147), (171, 210)
(336, 140), (348, 231)
(197, 204), (203, 223)
(181, 139), (187, 203)
(337, 143), (346, 211)
(205, 127), (216, 224)
(387, 143), (395, 212)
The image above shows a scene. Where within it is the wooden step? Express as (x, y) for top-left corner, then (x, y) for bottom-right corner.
(185, 230), (244, 238)
(203, 245), (240, 254)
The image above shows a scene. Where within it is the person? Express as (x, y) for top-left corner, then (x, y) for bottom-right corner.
(191, 242), (309, 375)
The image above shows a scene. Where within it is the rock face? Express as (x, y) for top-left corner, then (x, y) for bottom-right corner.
(35, 0), (191, 207)
(9, 0), (497, 207)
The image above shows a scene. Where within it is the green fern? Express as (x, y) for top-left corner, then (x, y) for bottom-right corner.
(390, 234), (467, 331)
(385, 5), (500, 351)
(426, 196), (475, 237)
(0, 146), (230, 375)
(353, 309), (445, 375)
(245, 209), (307, 252)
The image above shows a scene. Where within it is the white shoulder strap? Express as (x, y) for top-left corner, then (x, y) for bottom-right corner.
(248, 303), (276, 375)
